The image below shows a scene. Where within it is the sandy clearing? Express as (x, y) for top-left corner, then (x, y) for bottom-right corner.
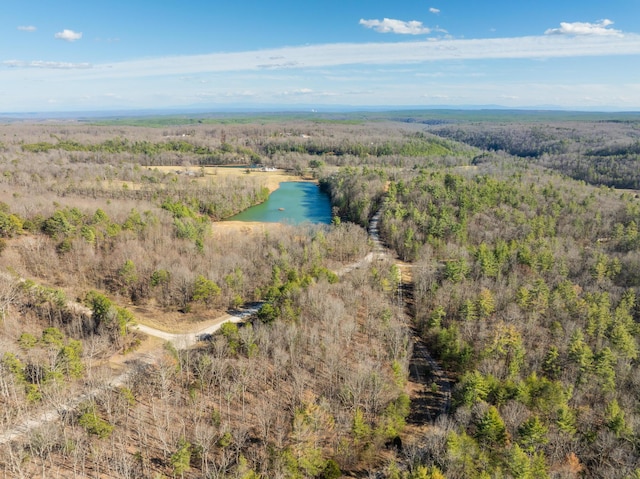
(147, 165), (313, 193)
(212, 220), (285, 235)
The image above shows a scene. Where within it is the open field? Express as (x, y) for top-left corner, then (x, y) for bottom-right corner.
(149, 164), (312, 193)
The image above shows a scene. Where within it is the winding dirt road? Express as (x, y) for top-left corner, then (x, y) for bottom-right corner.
(1, 209), (451, 445)
(132, 305), (262, 348)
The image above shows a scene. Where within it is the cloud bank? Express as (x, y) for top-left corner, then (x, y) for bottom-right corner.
(3, 60), (92, 69)
(2, 21), (639, 113)
(2, 18), (639, 111)
(5, 31), (640, 82)
(17, 25), (37, 32)
(359, 18), (434, 35)
(429, 8), (440, 14)
(545, 19), (622, 36)
(54, 29), (83, 42)
(80, 33), (640, 80)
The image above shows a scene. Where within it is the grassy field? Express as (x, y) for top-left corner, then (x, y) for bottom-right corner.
(148, 164), (310, 193)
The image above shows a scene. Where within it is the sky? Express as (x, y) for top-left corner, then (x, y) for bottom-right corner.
(2, 0), (640, 112)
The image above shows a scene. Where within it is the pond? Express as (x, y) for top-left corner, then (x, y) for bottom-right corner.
(225, 181), (333, 225)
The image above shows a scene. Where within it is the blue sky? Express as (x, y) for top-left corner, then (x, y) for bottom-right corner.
(2, 0), (640, 112)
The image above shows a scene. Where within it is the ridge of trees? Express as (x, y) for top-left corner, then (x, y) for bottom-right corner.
(430, 121), (640, 189)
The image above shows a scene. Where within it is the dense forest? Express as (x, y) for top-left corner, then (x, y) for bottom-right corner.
(428, 120), (640, 189)
(1, 112), (640, 478)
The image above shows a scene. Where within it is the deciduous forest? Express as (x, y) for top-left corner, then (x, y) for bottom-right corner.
(1, 111), (640, 478)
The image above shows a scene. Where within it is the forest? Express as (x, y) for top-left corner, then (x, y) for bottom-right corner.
(1, 111), (640, 478)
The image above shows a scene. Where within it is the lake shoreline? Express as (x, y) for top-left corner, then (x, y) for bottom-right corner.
(224, 180), (332, 225)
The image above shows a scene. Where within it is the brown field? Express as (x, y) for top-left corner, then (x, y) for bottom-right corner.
(148, 164), (312, 193)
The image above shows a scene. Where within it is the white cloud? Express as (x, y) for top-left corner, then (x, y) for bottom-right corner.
(228, 91), (257, 97)
(257, 60), (299, 69)
(360, 18), (433, 35)
(190, 90), (259, 100)
(54, 29), (83, 42)
(3, 31), (640, 112)
(545, 19), (622, 36)
(280, 88), (314, 96)
(3, 60), (92, 69)
(89, 34), (640, 79)
(17, 25), (37, 32)
(429, 8), (440, 14)
(280, 88), (338, 97)
(345, 89), (375, 95)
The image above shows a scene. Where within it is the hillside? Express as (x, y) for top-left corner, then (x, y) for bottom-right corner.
(2, 114), (640, 478)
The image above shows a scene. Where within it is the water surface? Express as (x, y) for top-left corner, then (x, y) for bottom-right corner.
(226, 181), (332, 225)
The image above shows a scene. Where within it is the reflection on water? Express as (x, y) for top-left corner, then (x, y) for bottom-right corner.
(225, 182), (332, 225)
